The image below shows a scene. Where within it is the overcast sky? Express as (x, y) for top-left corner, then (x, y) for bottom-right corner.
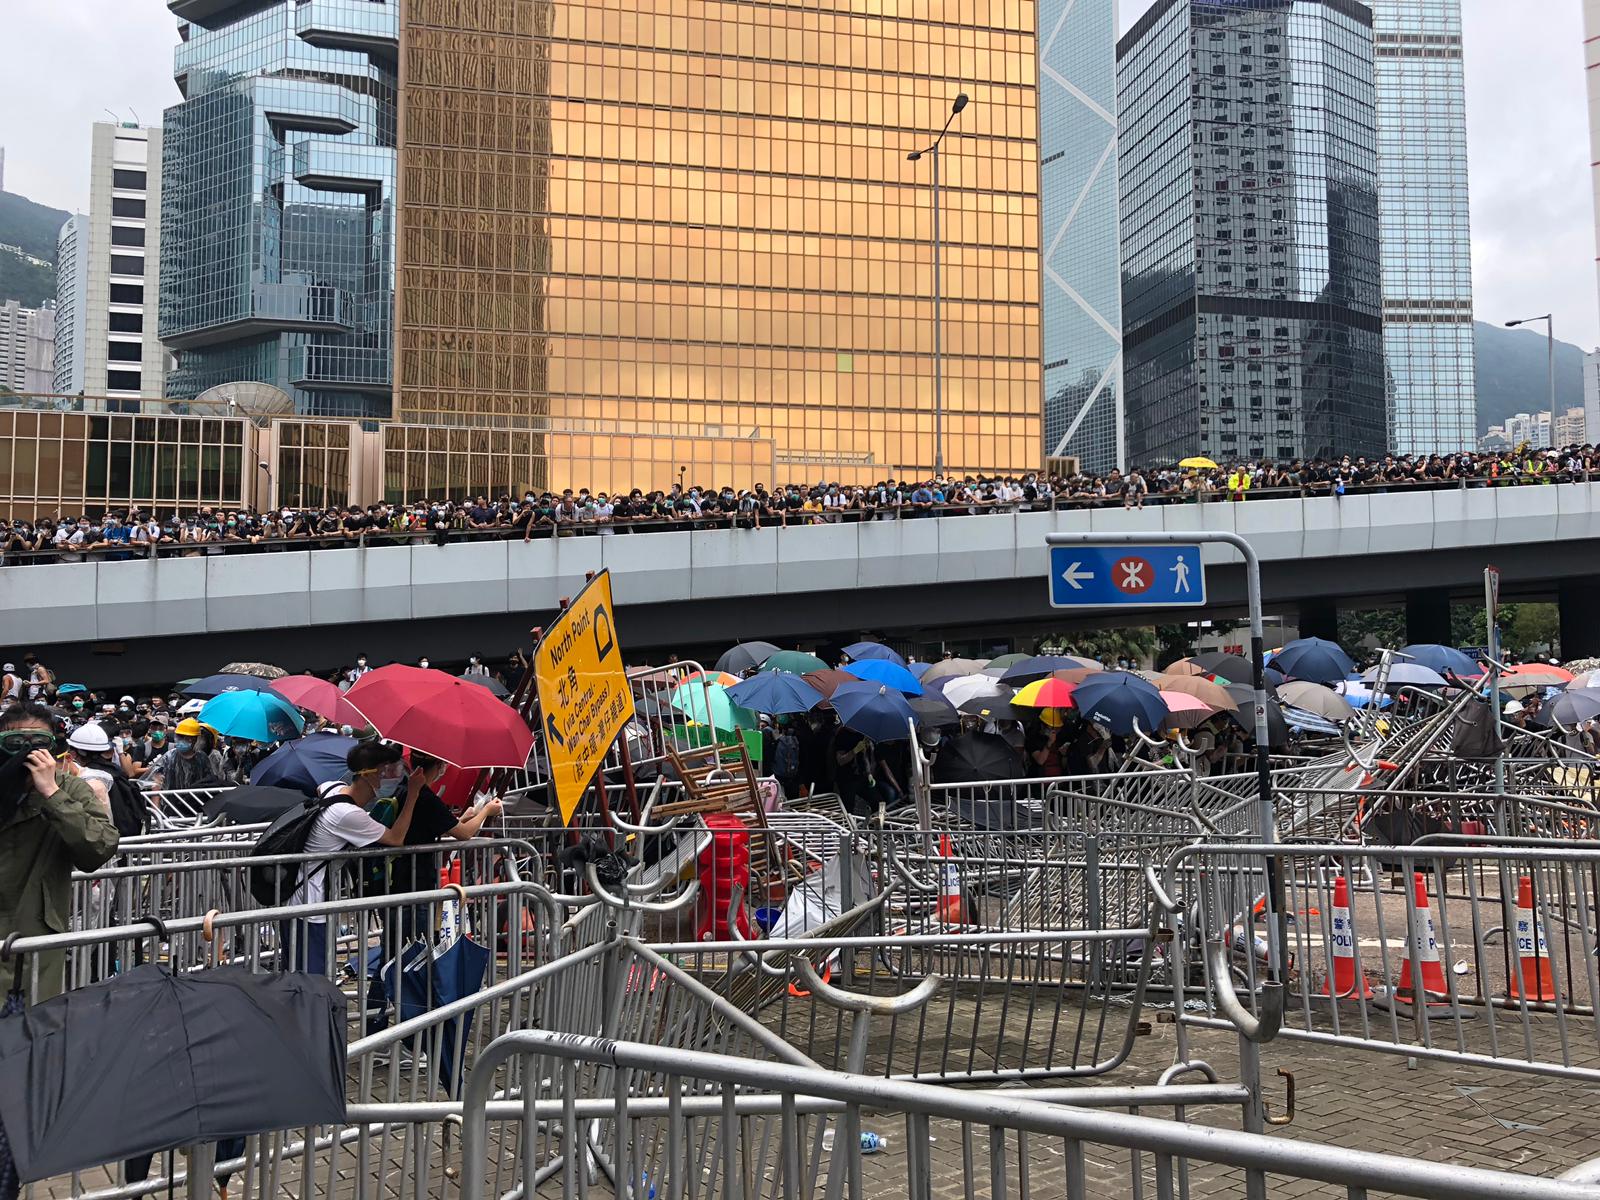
(3, 0), (1595, 347)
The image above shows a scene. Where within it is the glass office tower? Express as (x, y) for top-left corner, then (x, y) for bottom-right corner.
(1039, 0), (1122, 472)
(160, 0), (397, 418)
(1119, 0), (1386, 467)
(394, 0), (1041, 488)
(1370, 0), (1474, 454)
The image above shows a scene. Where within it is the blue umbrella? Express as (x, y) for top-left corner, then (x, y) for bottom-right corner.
(1071, 672), (1169, 735)
(55, 683), (87, 695)
(908, 661), (934, 679)
(198, 689), (306, 744)
(843, 641), (908, 667)
(1398, 644), (1481, 678)
(1272, 638), (1356, 685)
(250, 731), (358, 794)
(725, 671), (825, 716)
(183, 673), (276, 699)
(830, 681), (916, 742)
(842, 660), (923, 695)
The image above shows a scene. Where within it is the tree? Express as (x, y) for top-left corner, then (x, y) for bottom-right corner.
(1043, 626), (1159, 667)
(1338, 608), (1406, 653)
(1451, 602), (1559, 659)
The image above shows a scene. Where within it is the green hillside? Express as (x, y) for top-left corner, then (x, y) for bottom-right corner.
(1472, 320), (1586, 434)
(0, 190), (72, 307)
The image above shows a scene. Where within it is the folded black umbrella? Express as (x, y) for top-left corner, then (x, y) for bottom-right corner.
(0, 964), (347, 1181)
(202, 784), (311, 824)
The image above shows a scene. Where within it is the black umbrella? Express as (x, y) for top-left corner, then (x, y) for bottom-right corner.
(908, 693), (961, 728)
(715, 641), (782, 675)
(459, 673), (511, 698)
(931, 732), (1027, 784)
(0, 963), (346, 1182)
(202, 785), (311, 824)
(1221, 684), (1290, 748)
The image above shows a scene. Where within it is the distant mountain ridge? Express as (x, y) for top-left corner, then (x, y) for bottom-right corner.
(0, 189), (72, 308)
(1472, 320), (1586, 435)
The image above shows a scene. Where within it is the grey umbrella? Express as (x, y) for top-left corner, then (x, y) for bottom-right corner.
(715, 641), (782, 675)
(0, 963), (346, 1182)
(1275, 680), (1357, 724)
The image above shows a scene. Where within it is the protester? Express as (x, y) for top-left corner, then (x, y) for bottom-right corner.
(0, 703), (121, 1000)
(282, 741), (423, 977)
(145, 717), (227, 790)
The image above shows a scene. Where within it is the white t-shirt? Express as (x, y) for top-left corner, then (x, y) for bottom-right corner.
(289, 799), (389, 919)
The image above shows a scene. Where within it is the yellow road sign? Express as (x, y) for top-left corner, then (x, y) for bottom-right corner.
(533, 570), (634, 824)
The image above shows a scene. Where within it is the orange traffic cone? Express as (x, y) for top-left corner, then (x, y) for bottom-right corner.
(936, 835), (965, 925)
(1317, 876), (1373, 999)
(1509, 876), (1557, 1002)
(1393, 872), (1451, 1005)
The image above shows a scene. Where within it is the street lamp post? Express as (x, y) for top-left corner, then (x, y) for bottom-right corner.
(908, 92), (970, 480)
(257, 460), (275, 512)
(1505, 314), (1556, 433)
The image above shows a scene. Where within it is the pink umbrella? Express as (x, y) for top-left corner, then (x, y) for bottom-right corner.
(1158, 690), (1216, 731)
(270, 674), (368, 728)
(346, 665), (534, 768)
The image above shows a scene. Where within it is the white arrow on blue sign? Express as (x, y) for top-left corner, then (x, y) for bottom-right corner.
(1048, 544), (1208, 609)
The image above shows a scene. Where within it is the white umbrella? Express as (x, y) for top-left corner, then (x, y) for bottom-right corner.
(941, 675), (1011, 709)
(1360, 662), (1447, 688)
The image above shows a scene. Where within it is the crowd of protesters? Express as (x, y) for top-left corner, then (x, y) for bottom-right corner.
(3, 444), (1596, 565)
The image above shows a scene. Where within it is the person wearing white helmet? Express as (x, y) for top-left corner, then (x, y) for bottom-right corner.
(64, 723), (116, 812)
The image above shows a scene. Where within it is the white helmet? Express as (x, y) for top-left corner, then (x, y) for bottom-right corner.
(67, 723), (113, 754)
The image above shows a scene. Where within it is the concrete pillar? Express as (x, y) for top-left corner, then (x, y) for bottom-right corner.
(1560, 578), (1600, 660)
(1404, 589), (1452, 648)
(1298, 599), (1339, 643)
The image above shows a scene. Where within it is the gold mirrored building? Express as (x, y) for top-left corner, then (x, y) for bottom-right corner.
(395, 0), (1042, 491)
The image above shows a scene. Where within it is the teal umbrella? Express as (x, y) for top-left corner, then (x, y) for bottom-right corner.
(198, 689), (306, 744)
(668, 680), (756, 732)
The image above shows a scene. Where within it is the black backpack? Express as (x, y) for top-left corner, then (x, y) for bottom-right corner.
(105, 767), (151, 839)
(248, 796), (348, 908)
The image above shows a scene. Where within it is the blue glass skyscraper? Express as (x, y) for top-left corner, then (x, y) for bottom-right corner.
(1039, 0), (1123, 472)
(1118, 0), (1386, 467)
(159, 0), (396, 417)
(1369, 0), (1475, 454)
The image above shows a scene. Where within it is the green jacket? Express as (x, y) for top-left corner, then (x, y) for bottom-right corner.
(1, 771), (120, 998)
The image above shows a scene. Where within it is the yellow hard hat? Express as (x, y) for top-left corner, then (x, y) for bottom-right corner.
(176, 718), (203, 737)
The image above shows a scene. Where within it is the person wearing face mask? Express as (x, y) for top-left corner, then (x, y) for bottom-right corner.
(346, 655), (371, 686)
(145, 717), (227, 791)
(283, 741), (422, 976)
(0, 704), (121, 1001)
(462, 655), (490, 679)
(419, 657), (432, 671)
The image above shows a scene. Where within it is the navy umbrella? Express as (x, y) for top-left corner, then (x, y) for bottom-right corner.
(181, 673), (276, 699)
(999, 655), (1089, 685)
(249, 731), (358, 795)
(1071, 672), (1169, 735)
(830, 681), (916, 742)
(381, 935), (492, 1092)
(725, 670), (825, 715)
(1398, 644), (1481, 678)
(1272, 638), (1356, 685)
(843, 641), (908, 667)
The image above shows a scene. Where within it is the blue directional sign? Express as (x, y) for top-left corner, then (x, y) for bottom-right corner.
(1048, 544), (1207, 609)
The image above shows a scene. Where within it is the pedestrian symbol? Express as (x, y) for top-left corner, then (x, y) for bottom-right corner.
(1047, 545), (1207, 609)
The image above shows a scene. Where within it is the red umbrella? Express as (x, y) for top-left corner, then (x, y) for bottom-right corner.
(345, 665), (535, 768)
(270, 674), (368, 728)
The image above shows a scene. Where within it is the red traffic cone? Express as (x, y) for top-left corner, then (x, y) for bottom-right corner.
(936, 835), (965, 925)
(1509, 876), (1557, 1003)
(1393, 872), (1451, 1004)
(1318, 876), (1373, 999)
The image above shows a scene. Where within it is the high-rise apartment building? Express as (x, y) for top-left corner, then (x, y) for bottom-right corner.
(1118, 0), (1386, 467)
(160, 0), (397, 417)
(1370, 0), (1474, 454)
(1585, 349), (1600, 444)
(50, 124), (168, 409)
(23, 302), (55, 395)
(0, 300), (30, 392)
(1039, 0), (1122, 472)
(54, 214), (89, 397)
(1555, 405), (1587, 447)
(392, 0), (1041, 490)
(1587, 1), (1600, 323)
